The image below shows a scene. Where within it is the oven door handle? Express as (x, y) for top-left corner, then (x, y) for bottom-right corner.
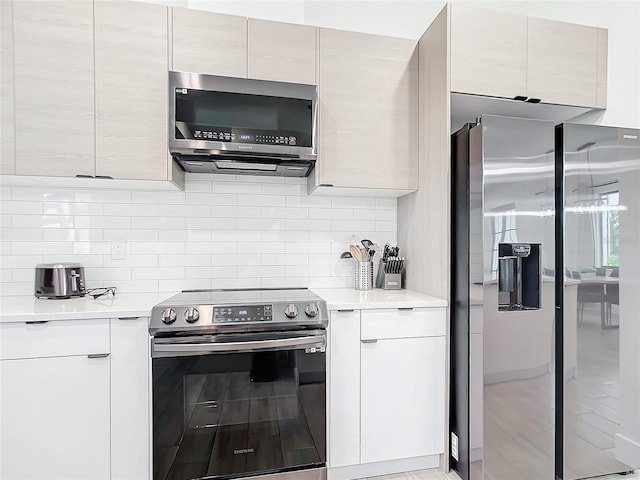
(152, 332), (326, 357)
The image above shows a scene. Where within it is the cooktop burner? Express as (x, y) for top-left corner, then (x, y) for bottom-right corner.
(150, 288), (328, 336)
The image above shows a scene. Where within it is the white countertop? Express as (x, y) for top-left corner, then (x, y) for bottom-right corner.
(0, 288), (447, 323)
(311, 288), (447, 310)
(0, 292), (172, 323)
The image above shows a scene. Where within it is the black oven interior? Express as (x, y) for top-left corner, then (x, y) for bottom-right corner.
(152, 349), (326, 480)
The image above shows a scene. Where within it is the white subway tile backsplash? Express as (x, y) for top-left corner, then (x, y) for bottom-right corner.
(261, 253), (308, 266)
(74, 190), (132, 204)
(13, 215), (74, 229)
(12, 187), (74, 203)
(238, 195), (285, 207)
(331, 219), (375, 232)
(132, 191), (185, 204)
(44, 202), (104, 216)
(73, 242), (111, 255)
(262, 183), (306, 196)
(1, 177), (398, 295)
(237, 265), (285, 278)
(285, 195), (331, 208)
(213, 182), (262, 194)
(1, 228), (44, 242)
(3, 201), (43, 215)
(104, 203), (158, 217)
(211, 253), (262, 267)
(132, 267), (185, 280)
(309, 208), (354, 220)
(332, 196), (376, 209)
(159, 254), (211, 268)
(0, 282), (32, 295)
(12, 242), (72, 255)
(237, 242), (284, 254)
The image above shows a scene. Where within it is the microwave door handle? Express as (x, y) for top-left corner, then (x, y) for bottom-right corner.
(153, 333), (326, 357)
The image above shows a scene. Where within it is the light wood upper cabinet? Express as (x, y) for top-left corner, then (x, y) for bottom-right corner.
(248, 19), (316, 84)
(13, 0), (94, 177)
(527, 17), (601, 107)
(95, 1), (170, 181)
(172, 7), (247, 77)
(313, 29), (418, 193)
(0, 0), (15, 175)
(450, 4), (527, 99)
(449, 5), (607, 109)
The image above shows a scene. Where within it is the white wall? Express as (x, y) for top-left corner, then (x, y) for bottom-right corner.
(0, 175), (396, 296)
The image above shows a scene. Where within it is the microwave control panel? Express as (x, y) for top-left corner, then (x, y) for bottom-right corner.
(190, 126), (298, 146)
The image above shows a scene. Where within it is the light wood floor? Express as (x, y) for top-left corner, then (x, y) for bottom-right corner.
(371, 468), (640, 480)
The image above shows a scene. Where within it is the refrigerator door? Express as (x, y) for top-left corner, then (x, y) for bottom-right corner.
(559, 123), (640, 479)
(479, 115), (556, 480)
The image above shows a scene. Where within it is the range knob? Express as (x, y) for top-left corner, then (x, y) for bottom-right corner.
(184, 307), (200, 323)
(284, 304), (299, 319)
(161, 308), (177, 324)
(304, 303), (319, 318)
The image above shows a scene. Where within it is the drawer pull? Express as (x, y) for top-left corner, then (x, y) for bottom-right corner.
(87, 353), (110, 359)
(25, 320), (48, 325)
(361, 339), (378, 344)
(398, 307), (414, 311)
(118, 316), (139, 321)
(337, 309), (355, 313)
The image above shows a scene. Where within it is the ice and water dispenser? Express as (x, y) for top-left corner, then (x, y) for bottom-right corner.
(498, 243), (541, 311)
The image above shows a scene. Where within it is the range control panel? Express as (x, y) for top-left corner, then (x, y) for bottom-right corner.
(213, 305), (273, 323)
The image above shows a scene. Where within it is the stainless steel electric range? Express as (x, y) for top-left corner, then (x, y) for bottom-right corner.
(150, 288), (328, 480)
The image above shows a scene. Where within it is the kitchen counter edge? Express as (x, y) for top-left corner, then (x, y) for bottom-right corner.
(311, 288), (447, 310)
(0, 293), (173, 323)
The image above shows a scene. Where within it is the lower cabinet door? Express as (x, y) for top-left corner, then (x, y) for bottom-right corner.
(111, 317), (150, 480)
(0, 355), (110, 480)
(360, 336), (445, 464)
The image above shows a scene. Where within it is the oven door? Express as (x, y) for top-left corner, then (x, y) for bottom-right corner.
(151, 330), (326, 480)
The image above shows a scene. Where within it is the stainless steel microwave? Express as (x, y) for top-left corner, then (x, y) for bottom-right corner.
(169, 71), (318, 177)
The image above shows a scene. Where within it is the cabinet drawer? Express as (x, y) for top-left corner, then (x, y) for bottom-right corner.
(361, 307), (445, 340)
(0, 319), (110, 360)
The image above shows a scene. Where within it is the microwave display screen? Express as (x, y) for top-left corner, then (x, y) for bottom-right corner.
(175, 89), (312, 147)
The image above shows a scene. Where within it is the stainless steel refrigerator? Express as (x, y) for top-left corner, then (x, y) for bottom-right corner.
(450, 116), (640, 480)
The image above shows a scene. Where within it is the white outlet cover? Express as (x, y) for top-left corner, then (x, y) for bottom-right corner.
(111, 240), (126, 260)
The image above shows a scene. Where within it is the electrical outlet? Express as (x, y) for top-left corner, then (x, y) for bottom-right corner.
(451, 432), (459, 461)
(111, 240), (126, 260)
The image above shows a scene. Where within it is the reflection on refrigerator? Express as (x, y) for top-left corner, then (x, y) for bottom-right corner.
(450, 116), (640, 480)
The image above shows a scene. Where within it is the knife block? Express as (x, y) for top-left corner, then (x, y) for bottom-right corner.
(376, 260), (403, 289)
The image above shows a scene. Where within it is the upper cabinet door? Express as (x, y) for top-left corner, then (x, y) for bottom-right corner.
(527, 18), (599, 107)
(317, 29), (418, 191)
(248, 19), (316, 84)
(13, 0), (94, 177)
(95, 1), (169, 181)
(450, 5), (527, 99)
(172, 8), (247, 77)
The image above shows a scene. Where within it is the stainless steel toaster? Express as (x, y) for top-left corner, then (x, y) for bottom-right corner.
(34, 263), (86, 299)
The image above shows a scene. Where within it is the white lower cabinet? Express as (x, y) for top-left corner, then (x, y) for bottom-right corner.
(328, 307), (446, 473)
(110, 317), (150, 480)
(0, 354), (111, 480)
(360, 336), (446, 463)
(0, 316), (151, 480)
(328, 309), (361, 467)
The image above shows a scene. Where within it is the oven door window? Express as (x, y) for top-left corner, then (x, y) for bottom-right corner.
(175, 89), (313, 147)
(153, 348), (326, 480)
